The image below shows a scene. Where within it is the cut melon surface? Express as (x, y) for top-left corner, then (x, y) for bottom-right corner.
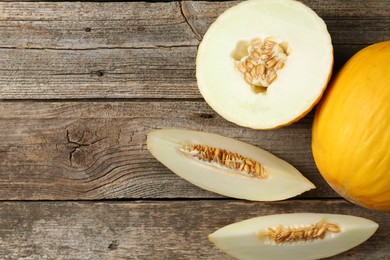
(209, 213), (378, 260)
(196, 0), (333, 129)
(147, 129), (315, 201)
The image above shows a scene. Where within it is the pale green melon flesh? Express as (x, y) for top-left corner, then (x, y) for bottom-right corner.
(196, 0), (333, 129)
(209, 213), (378, 260)
(147, 129), (315, 201)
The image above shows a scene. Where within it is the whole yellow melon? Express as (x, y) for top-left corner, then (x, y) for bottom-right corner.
(312, 41), (390, 211)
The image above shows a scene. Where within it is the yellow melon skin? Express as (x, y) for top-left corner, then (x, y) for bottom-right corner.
(312, 41), (390, 211)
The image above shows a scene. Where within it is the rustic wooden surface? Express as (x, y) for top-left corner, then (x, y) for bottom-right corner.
(0, 200), (388, 260)
(0, 1), (389, 259)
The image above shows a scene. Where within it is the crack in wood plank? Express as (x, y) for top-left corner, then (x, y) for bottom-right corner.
(66, 129), (108, 166)
(180, 1), (202, 41)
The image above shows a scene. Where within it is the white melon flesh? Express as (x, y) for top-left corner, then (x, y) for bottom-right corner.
(209, 213), (378, 260)
(196, 0), (333, 129)
(147, 129), (315, 201)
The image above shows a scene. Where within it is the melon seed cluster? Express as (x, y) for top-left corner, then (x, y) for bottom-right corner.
(266, 220), (341, 244)
(181, 144), (267, 178)
(236, 37), (288, 88)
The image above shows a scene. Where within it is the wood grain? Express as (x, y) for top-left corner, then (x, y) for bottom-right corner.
(182, 1), (390, 43)
(0, 200), (387, 259)
(1, 1), (388, 49)
(0, 47), (198, 99)
(0, 2), (199, 49)
(0, 101), (336, 200)
(0, 45), (364, 99)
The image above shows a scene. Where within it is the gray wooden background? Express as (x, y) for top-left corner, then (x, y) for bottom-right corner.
(0, 1), (389, 259)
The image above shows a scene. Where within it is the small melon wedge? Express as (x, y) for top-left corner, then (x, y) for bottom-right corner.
(147, 129), (314, 201)
(209, 213), (378, 260)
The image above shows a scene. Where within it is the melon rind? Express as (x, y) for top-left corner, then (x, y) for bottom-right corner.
(147, 129), (315, 201)
(209, 213), (378, 260)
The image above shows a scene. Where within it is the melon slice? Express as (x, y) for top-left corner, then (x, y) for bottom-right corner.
(196, 0), (333, 129)
(147, 129), (314, 201)
(209, 213), (378, 260)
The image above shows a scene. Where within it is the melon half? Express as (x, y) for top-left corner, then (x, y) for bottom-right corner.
(196, 0), (333, 129)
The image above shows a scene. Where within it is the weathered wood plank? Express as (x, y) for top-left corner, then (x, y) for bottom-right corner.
(183, 0), (390, 21)
(0, 2), (199, 49)
(0, 200), (387, 259)
(0, 47), (198, 99)
(0, 1), (387, 49)
(0, 44), (367, 99)
(183, 1), (390, 44)
(0, 101), (335, 200)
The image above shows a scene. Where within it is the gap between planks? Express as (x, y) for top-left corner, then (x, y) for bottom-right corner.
(0, 197), (347, 203)
(0, 98), (206, 103)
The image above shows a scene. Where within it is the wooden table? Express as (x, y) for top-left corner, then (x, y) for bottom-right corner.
(0, 1), (389, 259)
